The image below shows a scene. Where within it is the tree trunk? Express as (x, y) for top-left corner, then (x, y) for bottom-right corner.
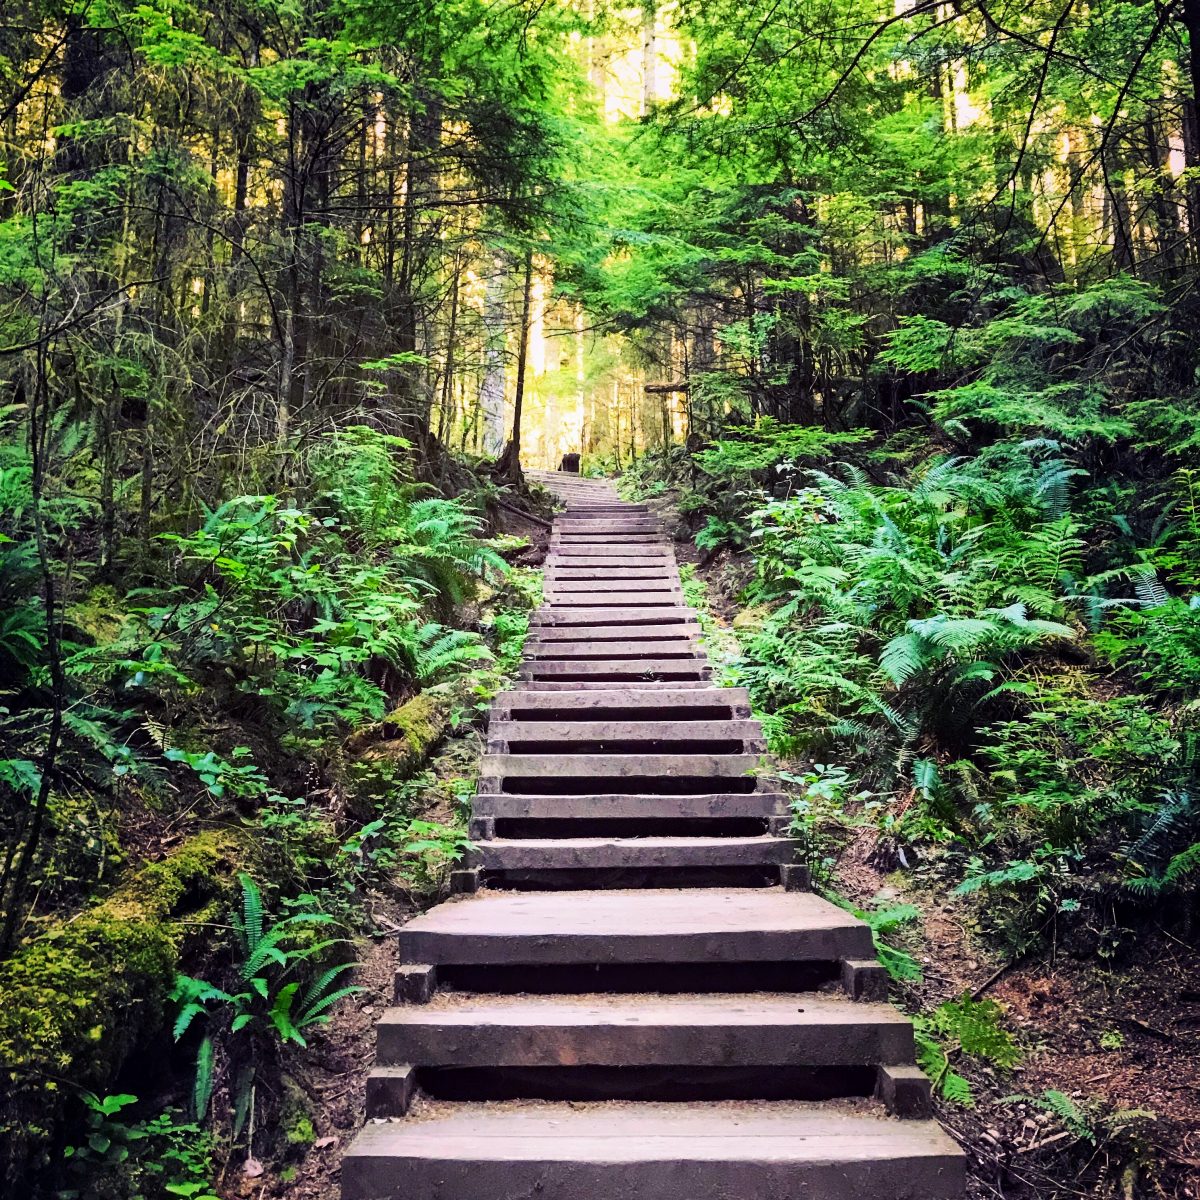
(480, 250), (510, 456)
(438, 251), (462, 444)
(1145, 114), (1181, 275)
(496, 248), (535, 483)
(1180, 0), (1200, 259)
(641, 2), (657, 114)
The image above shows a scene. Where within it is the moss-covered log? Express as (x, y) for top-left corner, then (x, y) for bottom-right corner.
(0, 829), (249, 1186)
(345, 682), (473, 776)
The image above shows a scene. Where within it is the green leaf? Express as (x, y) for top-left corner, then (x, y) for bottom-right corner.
(193, 1035), (215, 1119)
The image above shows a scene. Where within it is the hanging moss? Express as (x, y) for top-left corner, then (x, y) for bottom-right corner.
(0, 829), (249, 1188)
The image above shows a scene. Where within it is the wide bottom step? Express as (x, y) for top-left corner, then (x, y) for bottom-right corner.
(343, 1100), (965, 1200)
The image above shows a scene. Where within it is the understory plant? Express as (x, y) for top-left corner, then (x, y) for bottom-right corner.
(59, 1094), (218, 1200)
(171, 874), (361, 1132)
(695, 437), (1200, 939)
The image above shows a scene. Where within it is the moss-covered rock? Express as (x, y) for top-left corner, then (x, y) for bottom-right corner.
(0, 829), (249, 1187)
(279, 1074), (315, 1154)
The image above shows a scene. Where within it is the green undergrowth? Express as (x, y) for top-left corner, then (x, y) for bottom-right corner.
(625, 406), (1200, 954)
(647, 418), (1196, 1155)
(0, 421), (543, 1193)
(0, 831), (249, 1185)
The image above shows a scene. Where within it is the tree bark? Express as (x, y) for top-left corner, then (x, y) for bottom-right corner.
(480, 250), (510, 457)
(1180, 0), (1200, 259)
(496, 248), (535, 484)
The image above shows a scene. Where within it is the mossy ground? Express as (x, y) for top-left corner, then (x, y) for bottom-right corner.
(0, 830), (250, 1186)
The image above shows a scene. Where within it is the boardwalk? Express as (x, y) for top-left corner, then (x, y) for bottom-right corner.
(341, 473), (965, 1200)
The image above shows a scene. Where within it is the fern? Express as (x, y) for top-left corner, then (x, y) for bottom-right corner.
(916, 994), (1020, 1107)
(410, 622), (493, 684)
(1038, 1089), (1095, 1142)
(915, 1029), (974, 1106)
(1004, 1089), (1098, 1142)
(1123, 792), (1200, 898)
(828, 895), (924, 982)
(1133, 570), (1169, 609)
(932, 994), (1021, 1068)
(193, 1035), (215, 1119)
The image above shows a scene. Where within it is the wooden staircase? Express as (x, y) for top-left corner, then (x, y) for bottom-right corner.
(341, 472), (966, 1200)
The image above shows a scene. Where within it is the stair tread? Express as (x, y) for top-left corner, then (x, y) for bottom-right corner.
(530, 607), (697, 623)
(398, 888), (872, 964)
(474, 791), (785, 814)
(381, 993), (909, 1026)
(489, 720), (758, 739)
(496, 686), (744, 704)
(477, 834), (788, 848)
(483, 752), (758, 774)
(474, 835), (793, 870)
(345, 1099), (961, 1159)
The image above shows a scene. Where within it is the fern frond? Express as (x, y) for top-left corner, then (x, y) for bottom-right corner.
(1134, 570), (1169, 609)
(880, 632), (929, 685)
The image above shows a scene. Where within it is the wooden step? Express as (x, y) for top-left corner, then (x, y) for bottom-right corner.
(492, 686), (750, 713)
(545, 581), (681, 594)
(551, 523), (667, 531)
(554, 522), (662, 532)
(549, 566), (681, 576)
(470, 835), (794, 874)
(552, 534), (665, 544)
(524, 641), (700, 660)
(376, 994), (913, 1068)
(508, 686), (720, 696)
(397, 889), (873, 966)
(481, 751), (758, 782)
(531, 606), (697, 625)
(491, 692), (745, 718)
(547, 583), (686, 597)
(540, 600), (691, 619)
(486, 719), (761, 747)
(546, 569), (678, 581)
(527, 623), (700, 641)
(472, 791), (788, 821)
(546, 546), (674, 558)
(518, 659), (711, 681)
(342, 1102), (965, 1200)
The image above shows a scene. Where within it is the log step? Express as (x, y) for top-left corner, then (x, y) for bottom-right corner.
(397, 889), (873, 966)
(545, 581), (682, 594)
(342, 1103), (965, 1200)
(469, 835), (794, 874)
(482, 751), (759, 783)
(517, 659), (712, 681)
(472, 791), (789, 821)
(545, 547), (675, 558)
(527, 623), (700, 641)
(486, 719), (761, 749)
(492, 686), (750, 713)
(530, 606), (696, 625)
(376, 993), (914, 1068)
(523, 641), (700, 660)
(538, 598), (685, 611)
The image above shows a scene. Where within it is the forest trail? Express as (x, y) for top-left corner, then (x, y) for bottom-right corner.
(340, 472), (965, 1200)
